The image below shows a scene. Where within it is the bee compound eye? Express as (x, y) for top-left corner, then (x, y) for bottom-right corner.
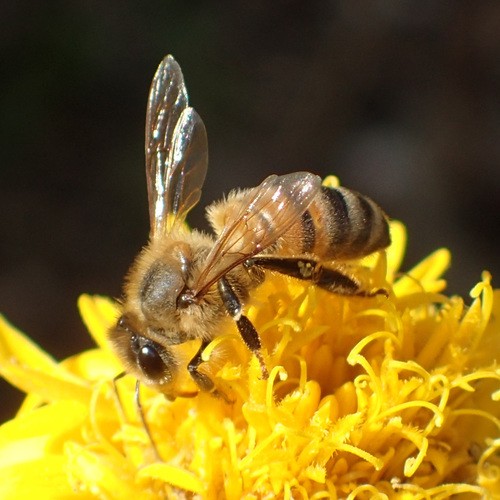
(137, 342), (171, 382)
(130, 334), (140, 354)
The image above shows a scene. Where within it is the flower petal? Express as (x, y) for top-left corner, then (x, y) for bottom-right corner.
(0, 315), (57, 373)
(0, 456), (73, 498)
(386, 220), (407, 278)
(138, 463), (205, 494)
(393, 247), (451, 295)
(0, 316), (91, 403)
(0, 400), (88, 459)
(78, 294), (119, 350)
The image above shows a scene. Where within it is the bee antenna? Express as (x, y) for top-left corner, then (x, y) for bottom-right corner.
(112, 372), (161, 460)
(135, 379), (161, 460)
(112, 371), (127, 422)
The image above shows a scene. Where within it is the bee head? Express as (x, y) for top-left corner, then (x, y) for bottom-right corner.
(110, 313), (177, 390)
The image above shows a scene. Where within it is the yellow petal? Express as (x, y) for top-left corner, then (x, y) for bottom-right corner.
(0, 456), (73, 499)
(65, 441), (148, 498)
(138, 463), (205, 494)
(393, 247), (451, 295)
(61, 348), (121, 382)
(0, 314), (57, 373)
(0, 402), (88, 498)
(386, 220), (407, 278)
(0, 400), (88, 462)
(78, 294), (119, 350)
(0, 357), (90, 405)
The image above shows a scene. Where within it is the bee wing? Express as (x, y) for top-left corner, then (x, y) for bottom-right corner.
(145, 55), (208, 237)
(192, 172), (322, 297)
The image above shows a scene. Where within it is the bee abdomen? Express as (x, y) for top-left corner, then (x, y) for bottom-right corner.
(282, 186), (390, 260)
(315, 186), (390, 259)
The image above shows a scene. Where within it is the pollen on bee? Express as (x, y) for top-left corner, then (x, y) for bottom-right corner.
(298, 261), (314, 278)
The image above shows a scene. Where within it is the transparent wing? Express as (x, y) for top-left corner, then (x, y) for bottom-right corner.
(145, 55), (208, 237)
(192, 172), (322, 297)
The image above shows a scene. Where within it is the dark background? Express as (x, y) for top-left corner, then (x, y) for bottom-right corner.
(1, 2), (499, 421)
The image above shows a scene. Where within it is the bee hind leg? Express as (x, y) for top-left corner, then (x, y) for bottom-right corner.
(218, 276), (269, 378)
(249, 256), (386, 297)
(314, 265), (387, 297)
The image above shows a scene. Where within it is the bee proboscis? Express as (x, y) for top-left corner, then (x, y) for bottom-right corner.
(109, 55), (391, 400)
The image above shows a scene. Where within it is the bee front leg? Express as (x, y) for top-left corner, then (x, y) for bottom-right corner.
(218, 276), (269, 378)
(188, 341), (233, 402)
(187, 340), (215, 392)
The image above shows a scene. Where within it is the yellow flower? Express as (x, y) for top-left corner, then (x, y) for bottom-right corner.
(1, 185), (499, 498)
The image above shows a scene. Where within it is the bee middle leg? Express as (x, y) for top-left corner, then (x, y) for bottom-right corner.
(248, 256), (385, 297)
(218, 276), (269, 378)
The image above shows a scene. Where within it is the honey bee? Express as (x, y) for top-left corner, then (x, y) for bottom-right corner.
(109, 55), (391, 399)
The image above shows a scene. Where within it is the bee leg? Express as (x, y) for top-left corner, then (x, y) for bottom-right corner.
(249, 256), (385, 297)
(314, 266), (386, 297)
(188, 341), (233, 403)
(218, 276), (269, 378)
(187, 340), (215, 392)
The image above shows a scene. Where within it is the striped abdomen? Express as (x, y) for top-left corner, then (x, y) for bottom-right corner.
(279, 186), (390, 260)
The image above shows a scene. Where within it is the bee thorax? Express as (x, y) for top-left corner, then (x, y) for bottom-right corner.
(139, 259), (185, 319)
